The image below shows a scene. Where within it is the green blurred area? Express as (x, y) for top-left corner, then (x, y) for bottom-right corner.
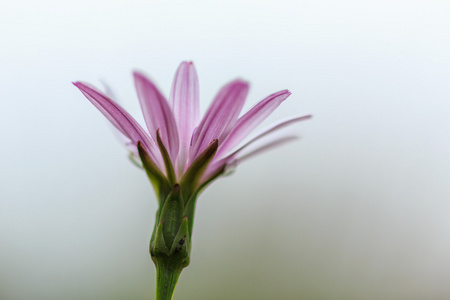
(3, 165), (448, 300)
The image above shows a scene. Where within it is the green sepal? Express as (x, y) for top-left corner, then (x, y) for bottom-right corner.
(183, 195), (197, 239)
(150, 221), (170, 259)
(137, 142), (171, 205)
(180, 139), (218, 201)
(170, 216), (190, 267)
(150, 192), (191, 299)
(159, 184), (184, 249)
(149, 209), (159, 253)
(147, 139), (227, 299)
(156, 129), (176, 185)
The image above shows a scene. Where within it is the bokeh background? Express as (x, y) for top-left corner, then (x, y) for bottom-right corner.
(1, 0), (450, 299)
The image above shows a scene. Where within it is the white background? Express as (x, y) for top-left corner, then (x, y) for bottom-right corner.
(1, 0), (450, 299)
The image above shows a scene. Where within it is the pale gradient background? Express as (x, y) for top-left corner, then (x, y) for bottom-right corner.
(1, 0), (450, 299)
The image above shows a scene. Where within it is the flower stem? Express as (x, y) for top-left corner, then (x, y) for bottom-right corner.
(155, 260), (183, 300)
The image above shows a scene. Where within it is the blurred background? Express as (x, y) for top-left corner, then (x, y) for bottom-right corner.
(1, 0), (450, 299)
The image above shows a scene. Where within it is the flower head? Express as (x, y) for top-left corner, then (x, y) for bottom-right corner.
(74, 62), (310, 198)
(74, 61), (311, 298)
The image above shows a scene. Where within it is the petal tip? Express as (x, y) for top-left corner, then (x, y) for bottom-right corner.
(237, 78), (249, 85)
(179, 61), (195, 68)
(73, 81), (89, 91)
(298, 114), (313, 119)
(278, 89), (291, 97)
(275, 89), (292, 102)
(132, 70), (145, 80)
(73, 81), (93, 90)
(228, 79), (250, 90)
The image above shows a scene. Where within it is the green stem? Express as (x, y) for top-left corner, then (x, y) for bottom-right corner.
(155, 260), (183, 300)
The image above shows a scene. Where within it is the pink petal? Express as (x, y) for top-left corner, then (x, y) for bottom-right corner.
(169, 62), (200, 174)
(134, 71), (179, 160)
(201, 158), (228, 184)
(73, 82), (162, 167)
(202, 115), (310, 182)
(189, 79), (249, 163)
(215, 90), (292, 159)
(225, 115), (312, 159)
(100, 81), (139, 157)
(234, 135), (299, 163)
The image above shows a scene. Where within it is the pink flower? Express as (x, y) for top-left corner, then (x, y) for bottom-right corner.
(74, 62), (311, 190)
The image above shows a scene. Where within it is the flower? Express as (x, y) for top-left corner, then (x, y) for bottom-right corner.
(73, 61), (311, 299)
(74, 61), (311, 193)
